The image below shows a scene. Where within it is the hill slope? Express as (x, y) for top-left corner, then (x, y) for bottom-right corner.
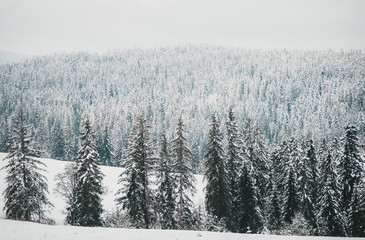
(0, 45), (364, 158)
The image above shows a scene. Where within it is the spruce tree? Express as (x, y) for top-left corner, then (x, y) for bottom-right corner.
(225, 107), (241, 231)
(307, 138), (319, 217)
(204, 114), (230, 228)
(2, 109), (52, 222)
(50, 121), (65, 160)
(267, 149), (282, 231)
(237, 160), (262, 233)
(172, 115), (196, 230)
(318, 150), (345, 236)
(74, 118), (104, 226)
(156, 133), (177, 229)
(253, 125), (270, 223)
(298, 138), (317, 232)
(282, 164), (300, 224)
(116, 115), (155, 229)
(339, 124), (363, 234)
(351, 181), (365, 237)
(100, 126), (114, 166)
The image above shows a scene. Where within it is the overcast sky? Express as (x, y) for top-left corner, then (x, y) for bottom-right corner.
(1, 0), (364, 55)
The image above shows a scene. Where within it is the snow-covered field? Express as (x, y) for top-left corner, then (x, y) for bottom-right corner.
(0, 153), (360, 240)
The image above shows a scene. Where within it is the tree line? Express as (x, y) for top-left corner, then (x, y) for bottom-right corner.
(2, 108), (365, 236)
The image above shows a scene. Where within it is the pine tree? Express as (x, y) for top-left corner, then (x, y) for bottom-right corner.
(267, 149), (282, 231)
(225, 107), (242, 231)
(191, 143), (202, 174)
(307, 138), (319, 217)
(74, 118), (104, 226)
(156, 133), (177, 229)
(100, 126), (114, 166)
(351, 181), (365, 237)
(237, 160), (262, 233)
(253, 125), (270, 223)
(2, 109), (52, 222)
(172, 115), (196, 230)
(282, 164), (300, 224)
(204, 114), (230, 229)
(116, 115), (155, 229)
(339, 124), (364, 234)
(297, 138), (317, 232)
(318, 150), (345, 236)
(0, 120), (9, 152)
(50, 121), (65, 160)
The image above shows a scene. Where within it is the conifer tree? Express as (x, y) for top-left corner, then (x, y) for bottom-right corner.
(318, 150), (345, 236)
(253, 125), (270, 222)
(298, 138), (317, 232)
(339, 124), (364, 234)
(116, 115), (155, 229)
(172, 115), (196, 230)
(268, 181), (282, 231)
(205, 114), (230, 228)
(50, 121), (65, 160)
(99, 126), (114, 166)
(267, 149), (282, 231)
(225, 107), (241, 231)
(237, 160), (262, 233)
(191, 143), (202, 174)
(2, 109), (52, 222)
(156, 133), (177, 229)
(351, 181), (365, 237)
(74, 118), (104, 226)
(282, 164), (300, 224)
(307, 139), (319, 215)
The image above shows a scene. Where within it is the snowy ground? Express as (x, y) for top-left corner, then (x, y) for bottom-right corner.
(2, 219), (363, 240)
(0, 153), (360, 240)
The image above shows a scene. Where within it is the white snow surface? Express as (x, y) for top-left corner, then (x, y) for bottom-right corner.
(0, 153), (358, 240)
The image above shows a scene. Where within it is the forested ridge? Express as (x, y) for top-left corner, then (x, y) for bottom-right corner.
(0, 45), (364, 162)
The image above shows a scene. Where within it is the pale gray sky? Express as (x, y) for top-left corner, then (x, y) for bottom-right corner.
(1, 0), (364, 55)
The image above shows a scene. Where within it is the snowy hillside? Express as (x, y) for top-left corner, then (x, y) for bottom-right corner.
(0, 46), (364, 160)
(0, 153), (205, 225)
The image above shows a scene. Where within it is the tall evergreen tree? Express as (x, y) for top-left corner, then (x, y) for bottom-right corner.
(99, 126), (114, 166)
(318, 150), (345, 236)
(74, 118), (104, 226)
(282, 164), (300, 224)
(205, 114), (230, 228)
(50, 121), (65, 160)
(351, 181), (365, 237)
(116, 115), (155, 229)
(298, 138), (318, 231)
(2, 109), (52, 222)
(237, 160), (262, 233)
(191, 143), (202, 174)
(172, 115), (196, 230)
(225, 107), (241, 231)
(253, 125), (270, 223)
(267, 149), (282, 231)
(156, 133), (177, 229)
(339, 124), (363, 234)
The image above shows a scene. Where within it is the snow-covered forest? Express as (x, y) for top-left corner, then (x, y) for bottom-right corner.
(0, 45), (364, 163)
(0, 46), (364, 237)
